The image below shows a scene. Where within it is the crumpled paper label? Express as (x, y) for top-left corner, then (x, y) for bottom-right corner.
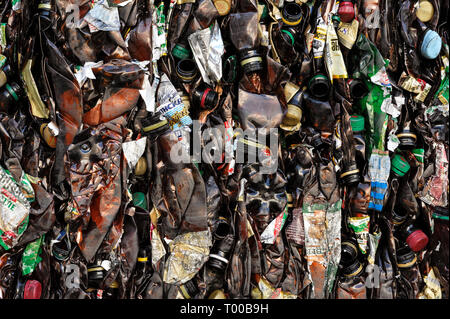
(387, 131), (400, 152)
(348, 215), (370, 254)
(418, 268), (442, 299)
(163, 230), (212, 284)
(188, 21), (224, 85)
(0, 166), (31, 250)
(152, 2), (167, 61)
(83, 0), (121, 32)
(368, 150), (390, 212)
(325, 15), (348, 82)
(22, 235), (45, 276)
(122, 137), (147, 169)
(337, 19), (359, 50)
(302, 199), (342, 298)
(74, 61), (103, 86)
(381, 94), (402, 118)
(420, 142), (448, 207)
(150, 208), (166, 267)
(260, 206), (288, 244)
(367, 231), (381, 265)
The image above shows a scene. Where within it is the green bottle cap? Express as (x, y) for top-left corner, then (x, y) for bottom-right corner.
(412, 149), (424, 163)
(172, 44), (191, 60)
(350, 115), (365, 132)
(332, 14), (341, 24)
(308, 74), (329, 89)
(391, 154), (411, 177)
(5, 83), (19, 101)
(281, 29), (295, 46)
(132, 192), (148, 210)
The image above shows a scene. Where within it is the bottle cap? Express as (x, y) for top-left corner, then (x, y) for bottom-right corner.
(141, 112), (169, 136)
(281, 29), (295, 46)
(176, 59), (198, 83)
(282, 2), (303, 26)
(5, 83), (20, 101)
(213, 0), (231, 16)
(239, 49), (263, 74)
(338, 0), (355, 23)
(406, 229), (429, 252)
(331, 14), (341, 27)
(350, 115), (365, 132)
(397, 128), (417, 149)
(340, 163), (360, 185)
(396, 246), (417, 269)
(432, 206), (449, 221)
(172, 44), (191, 60)
(135, 157), (147, 176)
(341, 240), (358, 266)
(132, 192), (148, 210)
(416, 0), (434, 23)
(24, 280), (42, 299)
(179, 280), (199, 299)
(280, 104), (302, 131)
(421, 29), (442, 60)
(343, 259), (364, 277)
(348, 78), (369, 99)
(308, 74), (330, 100)
(391, 154), (410, 177)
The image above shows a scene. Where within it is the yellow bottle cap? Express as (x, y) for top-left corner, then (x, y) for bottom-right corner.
(416, 0), (434, 23)
(213, 0), (231, 16)
(280, 104), (302, 131)
(135, 156), (147, 176)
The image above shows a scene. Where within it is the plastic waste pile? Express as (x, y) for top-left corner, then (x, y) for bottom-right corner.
(0, 0), (448, 299)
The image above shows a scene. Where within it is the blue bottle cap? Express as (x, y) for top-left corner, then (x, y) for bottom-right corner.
(421, 29), (442, 60)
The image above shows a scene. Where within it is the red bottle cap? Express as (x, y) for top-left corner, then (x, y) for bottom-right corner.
(406, 229), (429, 252)
(338, 1), (355, 23)
(24, 280), (42, 299)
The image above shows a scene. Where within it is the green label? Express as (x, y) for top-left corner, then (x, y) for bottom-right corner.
(21, 235), (45, 276)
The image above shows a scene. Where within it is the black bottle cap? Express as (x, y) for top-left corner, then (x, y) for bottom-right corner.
(176, 59), (198, 83)
(193, 86), (218, 110)
(340, 162), (360, 185)
(141, 112), (169, 137)
(208, 235), (234, 272)
(87, 265), (105, 288)
(308, 74), (330, 100)
(397, 128), (417, 149)
(238, 49), (263, 74)
(214, 217), (231, 240)
(396, 246), (417, 269)
(282, 2), (303, 26)
(341, 240), (358, 266)
(342, 259), (364, 277)
(180, 279), (199, 299)
(348, 79), (369, 99)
